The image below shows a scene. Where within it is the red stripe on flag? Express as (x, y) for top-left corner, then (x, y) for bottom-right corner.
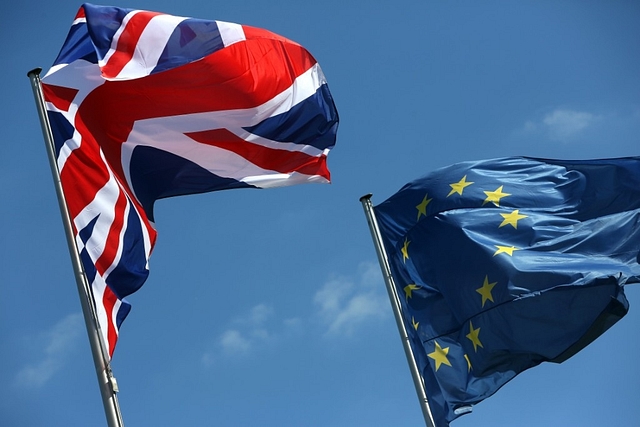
(101, 11), (163, 79)
(94, 190), (128, 276)
(70, 111), (158, 250)
(60, 141), (111, 222)
(75, 5), (86, 20)
(79, 40), (315, 184)
(185, 128), (330, 180)
(242, 25), (299, 47)
(42, 83), (79, 112)
(102, 286), (119, 357)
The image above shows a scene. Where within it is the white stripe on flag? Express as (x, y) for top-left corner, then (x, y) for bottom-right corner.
(217, 21), (246, 47)
(114, 14), (187, 80)
(91, 273), (110, 354)
(120, 63), (328, 195)
(99, 10), (140, 72)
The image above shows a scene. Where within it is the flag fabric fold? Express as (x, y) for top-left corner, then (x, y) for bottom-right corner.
(373, 157), (640, 427)
(42, 3), (338, 357)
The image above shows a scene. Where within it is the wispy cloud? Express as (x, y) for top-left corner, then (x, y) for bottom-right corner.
(542, 109), (599, 140)
(220, 303), (275, 354)
(314, 262), (388, 337)
(15, 313), (83, 388)
(202, 303), (278, 365)
(219, 329), (252, 354)
(202, 262), (389, 366)
(521, 108), (601, 142)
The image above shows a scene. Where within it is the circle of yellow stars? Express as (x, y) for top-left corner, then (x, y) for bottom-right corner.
(404, 173), (532, 375)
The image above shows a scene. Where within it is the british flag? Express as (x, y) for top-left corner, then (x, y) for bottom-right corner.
(41, 3), (339, 358)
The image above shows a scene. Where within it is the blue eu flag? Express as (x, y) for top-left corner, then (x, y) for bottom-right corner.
(374, 157), (640, 426)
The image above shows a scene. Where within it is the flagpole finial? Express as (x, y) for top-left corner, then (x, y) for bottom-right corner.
(359, 193), (373, 202)
(27, 67), (42, 78)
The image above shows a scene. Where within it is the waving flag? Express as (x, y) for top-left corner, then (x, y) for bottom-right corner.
(41, 3), (338, 357)
(373, 157), (640, 426)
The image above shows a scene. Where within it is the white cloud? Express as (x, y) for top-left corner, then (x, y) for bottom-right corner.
(314, 277), (353, 315)
(204, 262), (390, 364)
(15, 313), (83, 388)
(521, 108), (601, 142)
(314, 262), (388, 337)
(542, 109), (599, 141)
(219, 329), (252, 354)
(211, 303), (276, 360)
(246, 303), (274, 325)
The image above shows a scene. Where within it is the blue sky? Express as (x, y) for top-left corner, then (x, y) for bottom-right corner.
(2, 1), (640, 426)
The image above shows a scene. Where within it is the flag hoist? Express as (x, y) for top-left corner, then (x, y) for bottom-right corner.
(28, 67), (124, 427)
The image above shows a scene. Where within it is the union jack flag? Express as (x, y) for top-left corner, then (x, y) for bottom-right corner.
(41, 3), (339, 358)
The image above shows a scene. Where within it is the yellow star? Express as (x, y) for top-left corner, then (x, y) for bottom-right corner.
(401, 238), (411, 263)
(466, 321), (483, 352)
(412, 317), (419, 330)
(416, 194), (432, 220)
(499, 209), (528, 229)
(483, 185), (511, 206)
(464, 354), (472, 372)
(447, 175), (474, 197)
(404, 284), (420, 299)
(476, 275), (496, 307)
(494, 245), (518, 256)
(428, 341), (452, 371)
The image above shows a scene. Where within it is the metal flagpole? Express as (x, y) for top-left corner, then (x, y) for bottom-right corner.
(27, 68), (125, 427)
(359, 194), (436, 427)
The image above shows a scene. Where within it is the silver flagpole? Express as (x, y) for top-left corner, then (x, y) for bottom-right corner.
(28, 68), (125, 427)
(359, 194), (436, 427)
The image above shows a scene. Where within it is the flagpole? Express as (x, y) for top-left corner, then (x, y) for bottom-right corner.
(359, 194), (436, 427)
(27, 68), (125, 427)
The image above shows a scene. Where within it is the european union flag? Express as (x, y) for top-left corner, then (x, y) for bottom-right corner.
(373, 157), (640, 427)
